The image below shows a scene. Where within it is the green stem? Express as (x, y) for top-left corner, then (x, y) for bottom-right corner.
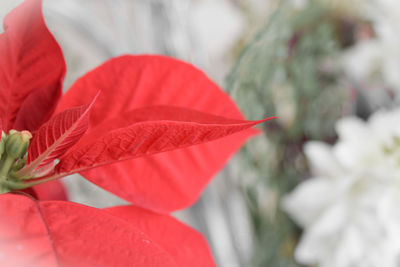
(9, 173), (64, 190)
(0, 156), (15, 179)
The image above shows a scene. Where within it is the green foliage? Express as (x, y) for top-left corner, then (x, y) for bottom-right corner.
(227, 1), (351, 266)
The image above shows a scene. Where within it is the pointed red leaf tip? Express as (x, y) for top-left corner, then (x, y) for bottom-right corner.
(105, 205), (216, 267)
(21, 93), (98, 176)
(0, 0), (66, 132)
(56, 106), (274, 174)
(53, 106), (274, 212)
(0, 193), (178, 267)
(54, 55), (274, 212)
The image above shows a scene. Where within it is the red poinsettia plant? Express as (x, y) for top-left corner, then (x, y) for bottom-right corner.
(0, 0), (274, 266)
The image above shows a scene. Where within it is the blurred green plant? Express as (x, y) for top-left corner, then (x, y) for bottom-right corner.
(227, 1), (355, 266)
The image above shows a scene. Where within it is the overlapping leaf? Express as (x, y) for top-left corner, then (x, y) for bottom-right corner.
(80, 131), (253, 212)
(0, 0), (65, 132)
(21, 99), (96, 176)
(23, 180), (68, 201)
(53, 55), (273, 212)
(105, 205), (216, 267)
(0, 193), (177, 267)
(55, 106), (272, 174)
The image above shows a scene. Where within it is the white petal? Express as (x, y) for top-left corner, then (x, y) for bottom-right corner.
(341, 40), (381, 81)
(294, 201), (347, 266)
(335, 117), (370, 142)
(370, 108), (400, 141)
(333, 117), (379, 170)
(282, 177), (338, 227)
(304, 141), (342, 177)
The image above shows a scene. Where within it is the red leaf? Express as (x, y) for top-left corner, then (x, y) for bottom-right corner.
(56, 55), (244, 125)
(56, 106), (272, 174)
(105, 205), (216, 267)
(0, 194), (57, 266)
(14, 85), (63, 132)
(80, 131), (253, 213)
(54, 56), (272, 212)
(48, 106), (273, 212)
(0, 193), (177, 267)
(22, 97), (96, 175)
(32, 180), (68, 201)
(0, 0), (66, 132)
(21, 180), (68, 201)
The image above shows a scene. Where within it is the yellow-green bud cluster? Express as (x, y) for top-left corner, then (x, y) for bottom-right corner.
(0, 131), (6, 158)
(5, 130), (32, 160)
(0, 130), (32, 193)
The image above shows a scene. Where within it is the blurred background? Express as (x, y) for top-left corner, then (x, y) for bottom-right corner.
(3, 0), (400, 266)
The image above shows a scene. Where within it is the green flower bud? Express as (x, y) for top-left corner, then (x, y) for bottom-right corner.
(8, 129), (17, 136)
(12, 158), (26, 172)
(0, 131), (6, 159)
(5, 130), (32, 159)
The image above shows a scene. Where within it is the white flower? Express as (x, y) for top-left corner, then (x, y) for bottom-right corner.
(341, 0), (400, 92)
(283, 108), (400, 267)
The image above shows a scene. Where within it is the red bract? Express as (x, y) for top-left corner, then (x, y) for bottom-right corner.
(0, 0), (275, 266)
(0, 193), (215, 267)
